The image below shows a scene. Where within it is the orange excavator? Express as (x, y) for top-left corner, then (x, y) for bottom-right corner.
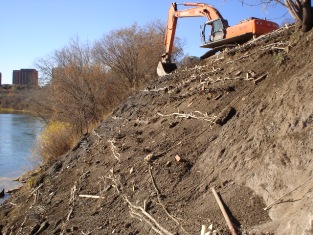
(157, 2), (279, 76)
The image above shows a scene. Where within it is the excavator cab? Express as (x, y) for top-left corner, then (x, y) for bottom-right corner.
(201, 18), (229, 45)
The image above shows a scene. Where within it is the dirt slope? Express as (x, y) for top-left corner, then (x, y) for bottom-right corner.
(1, 25), (313, 235)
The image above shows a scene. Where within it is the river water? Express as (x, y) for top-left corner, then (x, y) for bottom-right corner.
(0, 112), (43, 203)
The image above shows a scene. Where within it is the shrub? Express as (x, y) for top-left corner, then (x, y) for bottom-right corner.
(37, 121), (76, 162)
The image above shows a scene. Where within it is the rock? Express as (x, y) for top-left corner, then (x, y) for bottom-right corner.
(0, 187), (4, 198)
(175, 155), (182, 162)
(144, 154), (156, 163)
(169, 121), (179, 128)
(143, 147), (152, 153)
(116, 132), (126, 139)
(47, 161), (62, 176)
(6, 186), (22, 194)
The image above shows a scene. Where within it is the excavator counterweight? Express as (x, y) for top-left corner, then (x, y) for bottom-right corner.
(157, 2), (279, 76)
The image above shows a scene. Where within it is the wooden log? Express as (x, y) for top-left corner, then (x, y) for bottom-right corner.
(211, 187), (237, 235)
(215, 106), (236, 126)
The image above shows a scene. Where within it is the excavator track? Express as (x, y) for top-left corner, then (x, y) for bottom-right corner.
(200, 44), (237, 60)
(200, 33), (253, 49)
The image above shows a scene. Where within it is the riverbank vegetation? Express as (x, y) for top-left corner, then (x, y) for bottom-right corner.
(0, 21), (184, 163)
(28, 21), (184, 162)
(36, 121), (75, 163)
(0, 85), (39, 111)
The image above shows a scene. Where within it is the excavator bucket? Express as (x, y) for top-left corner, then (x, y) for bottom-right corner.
(157, 61), (177, 77)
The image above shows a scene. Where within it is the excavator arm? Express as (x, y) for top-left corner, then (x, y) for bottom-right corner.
(162, 2), (224, 63)
(158, 2), (226, 76)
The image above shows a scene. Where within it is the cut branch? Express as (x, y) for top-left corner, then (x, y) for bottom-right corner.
(123, 195), (174, 235)
(157, 111), (216, 124)
(79, 194), (105, 199)
(108, 139), (121, 162)
(149, 166), (190, 235)
(105, 169), (175, 235)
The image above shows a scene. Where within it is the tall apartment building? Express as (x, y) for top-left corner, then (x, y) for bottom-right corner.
(12, 69), (38, 86)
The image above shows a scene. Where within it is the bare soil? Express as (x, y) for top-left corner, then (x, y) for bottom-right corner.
(1, 24), (313, 235)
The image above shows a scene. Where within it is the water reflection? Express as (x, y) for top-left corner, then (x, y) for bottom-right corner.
(0, 112), (43, 203)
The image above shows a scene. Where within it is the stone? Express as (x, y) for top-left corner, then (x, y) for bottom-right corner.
(144, 154), (155, 163)
(175, 155), (181, 162)
(0, 187), (4, 198)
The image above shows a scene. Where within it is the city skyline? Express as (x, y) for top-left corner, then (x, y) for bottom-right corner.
(13, 69), (38, 86)
(0, 68), (38, 86)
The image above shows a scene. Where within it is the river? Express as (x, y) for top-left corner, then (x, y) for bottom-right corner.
(0, 112), (43, 203)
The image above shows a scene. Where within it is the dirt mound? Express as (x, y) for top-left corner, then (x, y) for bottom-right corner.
(1, 25), (313, 235)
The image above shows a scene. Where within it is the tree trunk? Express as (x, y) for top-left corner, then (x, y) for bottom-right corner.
(285, 0), (302, 21)
(302, 0), (313, 31)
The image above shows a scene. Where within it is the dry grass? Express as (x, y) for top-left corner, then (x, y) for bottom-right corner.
(36, 121), (78, 163)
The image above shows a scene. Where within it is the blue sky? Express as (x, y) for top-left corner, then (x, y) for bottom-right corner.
(0, 0), (289, 84)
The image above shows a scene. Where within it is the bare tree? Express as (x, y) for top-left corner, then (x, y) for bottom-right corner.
(51, 64), (107, 133)
(34, 21), (184, 134)
(93, 21), (184, 89)
(35, 38), (121, 134)
(241, 0), (312, 31)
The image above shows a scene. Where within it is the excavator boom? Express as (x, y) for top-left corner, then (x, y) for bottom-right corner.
(162, 2), (223, 63)
(157, 2), (279, 76)
(158, 2), (224, 76)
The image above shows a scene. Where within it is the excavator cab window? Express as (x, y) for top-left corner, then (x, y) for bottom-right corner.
(202, 19), (228, 44)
